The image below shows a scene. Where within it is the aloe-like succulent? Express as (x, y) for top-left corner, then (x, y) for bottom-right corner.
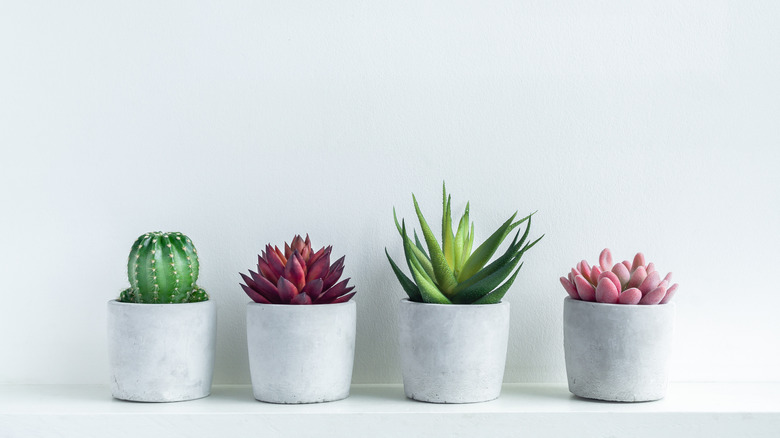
(560, 248), (678, 305)
(119, 231), (209, 303)
(386, 184), (543, 304)
(240, 235), (356, 305)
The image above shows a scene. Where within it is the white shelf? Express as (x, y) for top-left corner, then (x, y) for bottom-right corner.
(2, 383), (779, 437)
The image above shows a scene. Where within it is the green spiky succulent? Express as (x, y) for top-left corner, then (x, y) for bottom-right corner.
(386, 184), (542, 304)
(119, 231), (209, 303)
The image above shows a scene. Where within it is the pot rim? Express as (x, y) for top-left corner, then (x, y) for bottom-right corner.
(564, 296), (675, 310)
(246, 300), (356, 308)
(107, 298), (213, 307)
(399, 298), (508, 308)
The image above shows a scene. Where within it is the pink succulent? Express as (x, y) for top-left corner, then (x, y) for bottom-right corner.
(559, 248), (678, 305)
(240, 235), (356, 305)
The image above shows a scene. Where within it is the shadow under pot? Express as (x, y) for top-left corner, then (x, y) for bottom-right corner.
(246, 300), (356, 404)
(397, 299), (510, 404)
(107, 299), (217, 402)
(563, 297), (675, 402)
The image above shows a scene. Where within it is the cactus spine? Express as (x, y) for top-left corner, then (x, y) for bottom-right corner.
(120, 231), (209, 303)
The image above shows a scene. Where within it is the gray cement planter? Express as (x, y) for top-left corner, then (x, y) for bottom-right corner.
(397, 299), (510, 403)
(107, 299), (216, 402)
(563, 297), (675, 402)
(246, 301), (356, 404)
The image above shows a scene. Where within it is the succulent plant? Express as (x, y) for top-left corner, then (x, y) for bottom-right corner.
(240, 235), (356, 305)
(119, 231), (209, 304)
(560, 248), (678, 305)
(386, 183), (543, 304)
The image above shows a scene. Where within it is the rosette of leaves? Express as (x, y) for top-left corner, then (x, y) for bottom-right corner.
(386, 184), (542, 304)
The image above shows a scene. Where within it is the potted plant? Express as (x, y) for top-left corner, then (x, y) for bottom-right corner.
(559, 248), (679, 402)
(386, 184), (542, 403)
(107, 231), (216, 402)
(240, 234), (357, 404)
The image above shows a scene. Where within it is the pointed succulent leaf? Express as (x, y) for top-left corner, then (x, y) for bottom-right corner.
(265, 245), (286, 278)
(331, 291), (356, 303)
(458, 212), (519, 282)
(241, 283), (272, 304)
(257, 256), (280, 284)
(386, 249), (422, 302)
(574, 275), (596, 302)
(413, 195), (458, 295)
(413, 230), (430, 261)
(301, 278), (324, 301)
(291, 292), (312, 304)
(306, 247), (332, 282)
(284, 251), (307, 291)
(322, 256), (345, 291)
(309, 246), (328, 266)
(451, 252), (523, 304)
(276, 276), (298, 303)
(560, 276), (580, 300)
(400, 220), (436, 282)
(246, 270), (282, 303)
(316, 279), (354, 304)
(618, 287), (642, 304)
(408, 254), (451, 304)
(472, 263), (523, 305)
(463, 222), (475, 262)
(443, 195), (455, 269)
(453, 208), (469, 273)
(453, 227), (522, 294)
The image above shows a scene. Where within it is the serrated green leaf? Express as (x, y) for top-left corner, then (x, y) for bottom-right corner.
(457, 212), (517, 282)
(451, 252), (524, 304)
(413, 195), (458, 295)
(409, 252), (452, 304)
(473, 262), (524, 304)
(394, 212), (436, 279)
(386, 249), (422, 302)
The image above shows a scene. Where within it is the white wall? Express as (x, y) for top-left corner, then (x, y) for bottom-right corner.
(1, 0), (778, 385)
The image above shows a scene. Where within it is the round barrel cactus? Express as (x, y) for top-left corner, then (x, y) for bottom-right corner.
(119, 231), (209, 303)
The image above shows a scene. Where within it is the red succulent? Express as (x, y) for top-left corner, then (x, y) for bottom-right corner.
(240, 235), (356, 305)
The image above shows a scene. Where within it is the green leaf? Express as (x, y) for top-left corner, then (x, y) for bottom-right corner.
(457, 212), (518, 282)
(443, 195), (455, 269)
(413, 230), (430, 262)
(413, 195), (459, 295)
(451, 252), (524, 304)
(409, 251), (452, 304)
(463, 222), (474, 263)
(453, 204), (469, 273)
(473, 262), (524, 304)
(453, 227), (523, 294)
(386, 249), (422, 302)
(394, 211), (436, 279)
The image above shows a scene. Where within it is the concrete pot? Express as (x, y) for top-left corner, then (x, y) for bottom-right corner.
(397, 299), (510, 403)
(563, 297), (675, 402)
(246, 301), (356, 404)
(107, 299), (216, 402)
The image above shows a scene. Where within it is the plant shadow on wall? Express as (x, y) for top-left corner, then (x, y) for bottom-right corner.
(386, 182), (543, 404)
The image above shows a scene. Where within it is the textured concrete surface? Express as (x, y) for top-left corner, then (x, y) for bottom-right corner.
(397, 299), (510, 403)
(107, 300), (217, 402)
(563, 297), (675, 402)
(246, 301), (356, 403)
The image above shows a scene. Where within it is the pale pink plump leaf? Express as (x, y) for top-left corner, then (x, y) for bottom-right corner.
(632, 253), (646, 271)
(646, 262), (656, 274)
(627, 266), (647, 289)
(639, 271), (661, 295)
(599, 270), (622, 293)
(589, 265), (602, 286)
(618, 288), (642, 304)
(599, 248), (613, 272)
(622, 260), (632, 271)
(660, 283), (678, 304)
(639, 285), (666, 305)
(612, 263), (631, 289)
(574, 275), (596, 302)
(560, 276), (580, 299)
(578, 260), (592, 283)
(595, 278), (619, 304)
(663, 272), (673, 284)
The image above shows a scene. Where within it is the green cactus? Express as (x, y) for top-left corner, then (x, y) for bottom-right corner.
(119, 231), (209, 303)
